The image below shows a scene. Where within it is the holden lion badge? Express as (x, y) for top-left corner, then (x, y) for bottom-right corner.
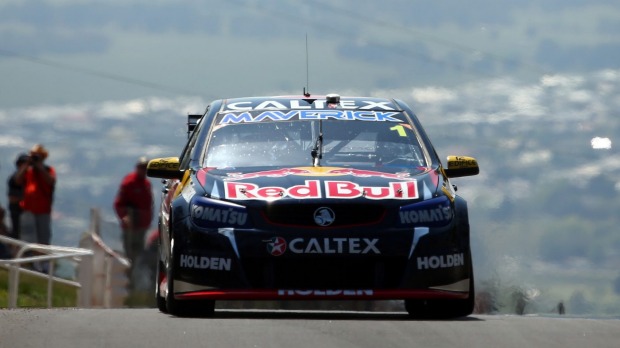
(314, 207), (335, 226)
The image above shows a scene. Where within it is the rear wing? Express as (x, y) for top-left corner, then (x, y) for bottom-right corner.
(187, 114), (202, 137)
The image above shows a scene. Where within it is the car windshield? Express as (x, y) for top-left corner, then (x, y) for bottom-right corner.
(204, 115), (427, 169)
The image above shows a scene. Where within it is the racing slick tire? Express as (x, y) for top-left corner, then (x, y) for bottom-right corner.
(155, 257), (167, 313)
(166, 234), (216, 317)
(405, 253), (475, 319)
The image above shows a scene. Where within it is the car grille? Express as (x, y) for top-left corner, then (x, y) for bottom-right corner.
(261, 203), (386, 228)
(241, 256), (406, 289)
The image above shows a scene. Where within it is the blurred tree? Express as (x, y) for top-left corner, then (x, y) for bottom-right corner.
(568, 291), (594, 315)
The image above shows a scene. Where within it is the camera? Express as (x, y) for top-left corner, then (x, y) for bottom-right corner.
(31, 154), (41, 162)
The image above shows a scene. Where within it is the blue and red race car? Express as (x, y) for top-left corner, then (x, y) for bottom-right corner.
(146, 94), (479, 318)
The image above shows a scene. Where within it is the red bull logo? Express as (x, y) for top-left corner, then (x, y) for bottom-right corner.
(224, 179), (418, 201)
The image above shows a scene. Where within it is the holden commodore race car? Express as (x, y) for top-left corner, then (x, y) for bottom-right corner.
(146, 93), (480, 318)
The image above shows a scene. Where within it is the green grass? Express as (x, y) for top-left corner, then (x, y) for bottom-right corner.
(0, 267), (78, 308)
(0, 266), (157, 309)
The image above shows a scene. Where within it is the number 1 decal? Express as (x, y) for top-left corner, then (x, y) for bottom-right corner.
(390, 125), (407, 137)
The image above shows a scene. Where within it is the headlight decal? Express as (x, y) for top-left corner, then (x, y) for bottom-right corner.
(218, 228), (241, 258)
(209, 181), (221, 199)
(422, 181), (433, 200)
(408, 227), (429, 259)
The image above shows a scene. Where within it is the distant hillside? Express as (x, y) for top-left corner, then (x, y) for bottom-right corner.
(1, 1), (619, 107)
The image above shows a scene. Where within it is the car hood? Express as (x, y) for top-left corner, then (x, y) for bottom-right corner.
(196, 166), (444, 204)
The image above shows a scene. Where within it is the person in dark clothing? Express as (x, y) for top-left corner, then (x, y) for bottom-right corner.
(7, 153), (29, 240)
(0, 205), (12, 258)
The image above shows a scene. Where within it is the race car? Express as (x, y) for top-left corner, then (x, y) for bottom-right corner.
(146, 93), (479, 318)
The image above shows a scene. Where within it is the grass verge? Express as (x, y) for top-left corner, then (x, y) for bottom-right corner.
(0, 267), (78, 308)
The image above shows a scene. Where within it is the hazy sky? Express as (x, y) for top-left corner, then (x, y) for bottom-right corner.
(0, 0), (619, 108)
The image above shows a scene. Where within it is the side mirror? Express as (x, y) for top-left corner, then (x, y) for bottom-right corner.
(444, 156), (479, 178)
(146, 157), (183, 179)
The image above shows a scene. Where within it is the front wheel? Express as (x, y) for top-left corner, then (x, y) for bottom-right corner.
(405, 260), (475, 319)
(155, 257), (167, 313)
(166, 235), (215, 317)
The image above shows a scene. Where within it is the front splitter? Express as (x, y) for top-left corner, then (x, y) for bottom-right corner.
(175, 287), (470, 301)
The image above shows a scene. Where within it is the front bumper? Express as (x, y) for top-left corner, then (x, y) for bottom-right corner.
(168, 220), (471, 300)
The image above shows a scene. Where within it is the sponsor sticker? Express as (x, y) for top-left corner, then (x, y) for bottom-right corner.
(191, 204), (248, 226)
(277, 289), (374, 297)
(265, 237), (287, 256)
(148, 157), (179, 170)
(447, 156), (478, 169)
(399, 196), (453, 226)
(400, 206), (451, 224)
(219, 110), (402, 124)
(265, 237), (380, 255)
(223, 99), (397, 111)
(314, 207), (335, 226)
(179, 254), (232, 271)
(225, 180), (417, 201)
(416, 253), (465, 270)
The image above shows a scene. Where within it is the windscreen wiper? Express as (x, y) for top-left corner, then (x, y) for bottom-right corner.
(310, 94), (340, 166)
(311, 120), (323, 166)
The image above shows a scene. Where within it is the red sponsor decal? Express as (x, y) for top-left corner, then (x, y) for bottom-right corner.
(225, 180), (417, 201)
(265, 237), (287, 256)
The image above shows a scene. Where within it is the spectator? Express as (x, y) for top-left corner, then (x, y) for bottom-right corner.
(0, 205), (12, 259)
(7, 153), (29, 239)
(114, 157), (153, 279)
(558, 301), (565, 315)
(15, 144), (56, 246)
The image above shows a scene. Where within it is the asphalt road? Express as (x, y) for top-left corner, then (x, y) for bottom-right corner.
(1, 309), (619, 348)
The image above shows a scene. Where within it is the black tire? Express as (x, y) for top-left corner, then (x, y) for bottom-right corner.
(405, 259), (475, 319)
(155, 257), (167, 313)
(166, 235), (216, 317)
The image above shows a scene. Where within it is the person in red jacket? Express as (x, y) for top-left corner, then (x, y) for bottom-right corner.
(15, 144), (56, 246)
(114, 157), (153, 276)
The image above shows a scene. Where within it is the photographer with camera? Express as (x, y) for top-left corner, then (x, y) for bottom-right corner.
(14, 144), (56, 250)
